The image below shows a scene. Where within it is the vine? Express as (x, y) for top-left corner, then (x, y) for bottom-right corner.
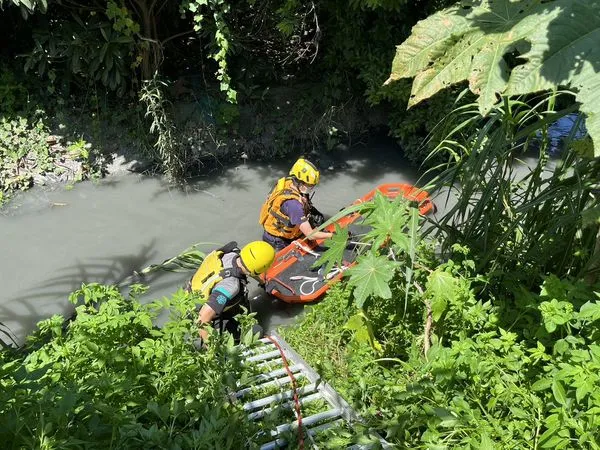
(183, 0), (236, 103)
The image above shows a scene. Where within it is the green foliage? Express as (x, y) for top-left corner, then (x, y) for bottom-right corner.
(315, 223), (351, 275)
(282, 177), (600, 448)
(0, 70), (29, 115)
(183, 0), (237, 103)
(387, 0), (600, 156)
(315, 192), (426, 308)
(0, 0), (47, 17)
(139, 77), (185, 179)
(0, 114), (51, 195)
(345, 252), (396, 308)
(283, 244), (600, 448)
(423, 94), (600, 286)
(425, 269), (457, 321)
(106, 1), (140, 37)
(383, 81), (473, 165)
(0, 283), (264, 448)
(24, 7), (137, 95)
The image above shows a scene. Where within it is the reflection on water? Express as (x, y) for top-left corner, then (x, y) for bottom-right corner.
(1, 136), (436, 345)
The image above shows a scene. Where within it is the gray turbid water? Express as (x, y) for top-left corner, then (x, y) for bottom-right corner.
(1, 136), (449, 345)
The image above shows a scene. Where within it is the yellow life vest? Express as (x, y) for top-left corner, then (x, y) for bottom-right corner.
(190, 248), (243, 308)
(259, 177), (308, 240)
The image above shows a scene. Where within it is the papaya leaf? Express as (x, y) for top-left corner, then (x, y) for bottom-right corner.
(345, 252), (396, 308)
(312, 224), (349, 274)
(386, 0), (600, 156)
(362, 192), (410, 251)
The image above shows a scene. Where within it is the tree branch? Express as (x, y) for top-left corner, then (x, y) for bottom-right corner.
(161, 30), (195, 46)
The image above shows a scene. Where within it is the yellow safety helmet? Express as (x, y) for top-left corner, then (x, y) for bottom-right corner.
(289, 158), (320, 186)
(240, 241), (276, 276)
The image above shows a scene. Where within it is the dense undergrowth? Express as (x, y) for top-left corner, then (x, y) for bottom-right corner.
(277, 188), (600, 448)
(281, 248), (600, 448)
(1, 281), (334, 449)
(0, 284), (250, 448)
(1, 0), (454, 198)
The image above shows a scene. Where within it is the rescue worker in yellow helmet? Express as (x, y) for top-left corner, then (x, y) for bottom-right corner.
(186, 240), (275, 344)
(259, 157), (333, 250)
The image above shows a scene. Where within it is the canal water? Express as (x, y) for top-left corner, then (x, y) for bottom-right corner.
(2, 136), (446, 345)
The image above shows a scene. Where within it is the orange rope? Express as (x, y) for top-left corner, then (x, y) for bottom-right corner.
(266, 335), (304, 450)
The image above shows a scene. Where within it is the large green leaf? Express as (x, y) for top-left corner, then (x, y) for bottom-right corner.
(362, 192), (410, 251)
(313, 224), (350, 275)
(426, 269), (458, 321)
(386, 0), (600, 156)
(346, 252), (396, 308)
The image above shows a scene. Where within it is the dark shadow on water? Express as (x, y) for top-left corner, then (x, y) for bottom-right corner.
(0, 241), (163, 344)
(146, 134), (424, 201)
(0, 230), (305, 344)
(2, 133), (425, 212)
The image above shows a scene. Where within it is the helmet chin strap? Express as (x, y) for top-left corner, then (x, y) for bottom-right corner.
(237, 257), (251, 276)
(297, 182), (314, 195)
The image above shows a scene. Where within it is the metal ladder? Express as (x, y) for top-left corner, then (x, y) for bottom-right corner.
(236, 331), (391, 449)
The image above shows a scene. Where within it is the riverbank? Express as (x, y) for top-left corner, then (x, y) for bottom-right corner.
(1, 82), (389, 207)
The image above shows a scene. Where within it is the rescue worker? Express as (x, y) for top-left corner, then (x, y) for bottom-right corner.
(260, 157), (333, 251)
(186, 240), (275, 345)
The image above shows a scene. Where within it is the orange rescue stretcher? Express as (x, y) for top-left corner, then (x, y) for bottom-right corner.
(261, 183), (434, 303)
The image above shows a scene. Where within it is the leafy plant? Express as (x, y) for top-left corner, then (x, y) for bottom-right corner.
(283, 246), (600, 448)
(0, 70), (29, 115)
(386, 0), (600, 156)
(0, 114), (53, 197)
(139, 76), (185, 179)
(421, 93), (600, 287)
(0, 283), (269, 448)
(316, 192), (426, 309)
(0, 0), (48, 17)
(182, 0), (237, 103)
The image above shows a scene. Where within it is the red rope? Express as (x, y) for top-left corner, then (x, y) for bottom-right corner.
(266, 335), (304, 450)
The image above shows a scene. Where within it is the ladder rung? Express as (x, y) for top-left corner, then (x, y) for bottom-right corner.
(247, 392), (322, 421)
(241, 341), (276, 357)
(243, 383), (317, 411)
(254, 358), (284, 370)
(236, 372), (305, 398)
(249, 364), (302, 384)
(245, 349), (282, 363)
(259, 418), (345, 450)
(274, 408), (342, 434)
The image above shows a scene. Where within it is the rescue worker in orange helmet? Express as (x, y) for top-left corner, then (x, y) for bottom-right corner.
(259, 158), (333, 251)
(186, 240), (275, 345)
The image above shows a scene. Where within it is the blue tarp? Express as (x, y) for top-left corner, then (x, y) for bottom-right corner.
(544, 113), (587, 156)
